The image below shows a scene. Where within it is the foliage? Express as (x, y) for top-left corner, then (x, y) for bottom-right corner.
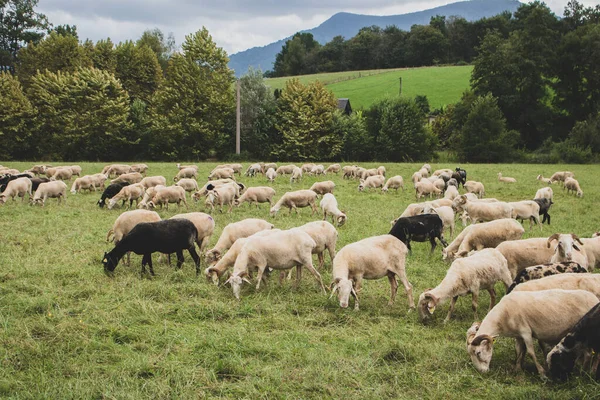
(48, 24), (77, 38)
(136, 28), (176, 71)
(0, 72), (34, 159)
(272, 79), (339, 160)
(114, 41), (163, 103)
(272, 33), (320, 77)
(151, 28), (234, 160)
(568, 112), (600, 153)
(414, 95), (430, 115)
(27, 67), (132, 160)
(335, 110), (372, 161)
(91, 38), (117, 74)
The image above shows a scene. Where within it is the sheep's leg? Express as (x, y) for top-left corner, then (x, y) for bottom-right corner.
(176, 250), (184, 269)
(514, 338), (526, 371)
(487, 288), (497, 310)
(327, 245), (335, 265)
(141, 254), (149, 277)
(302, 261), (326, 293)
(147, 255), (155, 276)
(387, 272), (398, 305)
(429, 236), (437, 254)
(279, 271), (286, 285)
(255, 266), (267, 290)
(471, 290), (479, 320)
(323, 211), (327, 221)
(394, 270), (415, 309)
(317, 252), (324, 269)
(293, 265), (302, 289)
(444, 296), (458, 323)
(351, 286), (360, 311)
(522, 334), (546, 377)
(127, 251), (131, 266)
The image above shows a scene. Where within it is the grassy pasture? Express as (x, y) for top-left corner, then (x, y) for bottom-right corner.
(0, 161), (599, 399)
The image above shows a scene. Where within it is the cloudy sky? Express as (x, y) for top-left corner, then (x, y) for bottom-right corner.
(38, 0), (597, 55)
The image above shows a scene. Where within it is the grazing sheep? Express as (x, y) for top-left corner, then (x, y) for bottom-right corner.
(509, 200), (541, 231)
(452, 195), (512, 224)
(547, 302), (600, 380)
(70, 175), (97, 194)
(270, 190), (318, 217)
(290, 166), (303, 183)
(170, 212), (215, 258)
(106, 210), (162, 244)
(466, 289), (598, 377)
(31, 181), (67, 206)
(324, 164), (341, 174)
(399, 203), (426, 218)
(111, 172), (143, 185)
(176, 163), (198, 171)
(265, 168), (277, 182)
(512, 272), (599, 300)
(140, 176), (167, 189)
(174, 178), (199, 195)
(130, 164), (149, 174)
(204, 182), (238, 213)
(495, 238), (558, 278)
(421, 164), (432, 174)
(342, 165), (357, 179)
(0, 177), (32, 204)
(214, 163), (242, 176)
(245, 163), (262, 177)
(193, 179), (237, 199)
(97, 182), (130, 208)
(225, 229), (326, 299)
(102, 219), (201, 276)
(422, 205), (455, 239)
(382, 176), (404, 192)
(533, 198), (553, 225)
(262, 163), (277, 173)
(550, 171), (574, 184)
(534, 187), (553, 201)
(50, 167), (74, 181)
(275, 165), (296, 175)
(137, 185), (166, 209)
(444, 185), (459, 200)
(419, 249), (512, 323)
(415, 179), (442, 199)
(301, 163), (316, 173)
(418, 167), (429, 178)
(359, 175), (385, 192)
(310, 165), (325, 176)
(330, 234), (414, 311)
(498, 173), (516, 183)
(564, 177), (583, 197)
(507, 262), (587, 293)
(320, 193), (347, 227)
(536, 174), (552, 185)
(90, 173), (108, 189)
(433, 168), (453, 177)
(174, 167), (198, 182)
(106, 164), (131, 178)
(358, 168), (378, 180)
(581, 235), (600, 271)
(310, 181), (335, 196)
(234, 186), (276, 208)
(411, 171), (422, 186)
(296, 221), (337, 269)
(377, 166), (386, 176)
(548, 233), (589, 269)
(148, 186), (188, 211)
(205, 218), (274, 265)
(443, 219), (524, 260)
(464, 181), (485, 198)
(107, 184), (145, 210)
(69, 165), (82, 176)
(390, 214), (447, 253)
(208, 167), (236, 181)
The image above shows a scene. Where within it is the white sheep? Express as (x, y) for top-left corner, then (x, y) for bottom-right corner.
(359, 168), (378, 180)
(512, 273), (600, 299)
(50, 167), (73, 181)
(452, 195), (512, 224)
(270, 190), (318, 217)
(140, 176), (167, 189)
(111, 172), (143, 185)
(193, 179), (237, 199)
(497, 172), (516, 183)
(330, 234), (414, 311)
(464, 180), (485, 198)
(170, 212), (215, 257)
(536, 174), (552, 184)
(419, 249), (512, 323)
(547, 233), (589, 269)
(421, 164), (432, 174)
(377, 166), (386, 176)
(129, 163), (149, 174)
(422, 204), (455, 239)
(70, 175), (97, 194)
(208, 167), (235, 181)
(564, 177), (583, 197)
(433, 168), (453, 176)
(107, 209), (162, 244)
(245, 163), (262, 177)
(108, 184), (145, 210)
(69, 165), (82, 176)
(296, 221), (337, 269)
(204, 182), (238, 213)
(174, 178), (199, 196)
(581, 235), (600, 271)
(90, 173), (107, 189)
(275, 165), (296, 175)
(342, 165), (357, 179)
(234, 186), (276, 208)
(382, 175), (404, 192)
(310, 181), (335, 196)
(550, 171), (574, 184)
(415, 179), (442, 199)
(106, 164), (131, 177)
(147, 185), (188, 211)
(509, 200), (541, 231)
(301, 163), (315, 173)
(320, 193), (347, 227)
(418, 167), (429, 178)
(444, 185), (459, 200)
(0, 177), (32, 204)
(265, 168), (277, 182)
(176, 163), (198, 171)
(324, 164), (341, 174)
(495, 237), (558, 278)
(466, 289), (598, 376)
(205, 218), (274, 265)
(310, 165), (325, 176)
(290, 166), (303, 183)
(31, 181), (67, 206)
(138, 185), (166, 209)
(534, 187), (553, 201)
(174, 167), (198, 182)
(358, 175), (385, 191)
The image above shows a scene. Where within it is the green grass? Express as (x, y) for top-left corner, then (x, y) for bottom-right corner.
(0, 161), (599, 398)
(266, 65), (473, 110)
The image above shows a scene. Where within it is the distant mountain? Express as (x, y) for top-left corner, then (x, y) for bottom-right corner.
(228, 0), (522, 76)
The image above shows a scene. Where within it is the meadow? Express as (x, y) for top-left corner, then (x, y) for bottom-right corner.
(0, 161), (599, 399)
(265, 65), (473, 110)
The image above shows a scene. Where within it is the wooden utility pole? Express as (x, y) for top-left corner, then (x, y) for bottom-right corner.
(399, 77), (402, 96)
(236, 79), (241, 155)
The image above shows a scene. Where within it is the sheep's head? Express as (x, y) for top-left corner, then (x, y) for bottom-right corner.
(546, 336), (578, 381)
(577, 189), (583, 198)
(0, 195), (6, 205)
(102, 252), (117, 276)
(224, 272), (251, 300)
(337, 213), (347, 227)
(417, 291), (438, 322)
(330, 278), (356, 309)
(269, 206), (278, 217)
(205, 250), (220, 266)
(466, 323), (495, 373)
(204, 267), (220, 286)
(548, 233), (583, 260)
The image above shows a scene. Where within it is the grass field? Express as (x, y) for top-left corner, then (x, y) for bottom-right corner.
(0, 161), (599, 398)
(265, 65), (473, 110)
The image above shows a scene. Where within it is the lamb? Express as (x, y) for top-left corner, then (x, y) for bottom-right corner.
(208, 167), (236, 180)
(377, 166), (386, 176)
(550, 171), (574, 184)
(507, 262), (588, 293)
(466, 289), (598, 377)
(270, 190), (318, 217)
(418, 167), (429, 178)
(225, 229), (326, 299)
(418, 249), (512, 323)
(301, 163), (316, 173)
(30, 181), (67, 206)
(330, 234), (414, 311)
(140, 176), (167, 189)
(0, 177), (32, 204)
(324, 164), (341, 174)
(175, 178), (199, 195)
(275, 165), (296, 175)
(320, 193), (347, 227)
(310, 165), (325, 176)
(422, 204), (455, 239)
(498, 172), (517, 183)
(174, 167), (198, 182)
(296, 221), (337, 269)
(69, 165), (82, 176)
(111, 172), (143, 185)
(50, 167), (73, 181)
(70, 175), (97, 194)
(464, 180), (485, 198)
(310, 181), (335, 196)
(547, 302), (600, 380)
(245, 163), (262, 177)
(415, 179), (442, 199)
(442, 219), (525, 260)
(382, 176), (404, 192)
(97, 182), (130, 208)
(533, 198), (553, 225)
(444, 185), (459, 200)
(534, 187), (553, 201)
(452, 195), (512, 224)
(509, 200), (541, 231)
(536, 174), (552, 185)
(193, 179), (236, 198)
(359, 168), (378, 180)
(204, 218), (274, 265)
(234, 186), (276, 208)
(495, 238), (559, 278)
(290, 166), (303, 183)
(170, 212), (215, 258)
(138, 185), (166, 209)
(342, 165), (357, 179)
(90, 173), (107, 189)
(564, 177), (583, 197)
(102, 219), (201, 276)
(358, 175), (385, 191)
(106, 209), (162, 244)
(265, 168), (277, 182)
(129, 164), (149, 174)
(147, 185), (188, 211)
(204, 182), (238, 213)
(107, 184), (145, 210)
(548, 233), (589, 269)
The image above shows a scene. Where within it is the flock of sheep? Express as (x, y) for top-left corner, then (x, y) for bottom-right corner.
(0, 161), (598, 382)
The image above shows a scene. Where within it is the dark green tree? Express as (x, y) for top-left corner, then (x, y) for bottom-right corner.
(136, 28), (175, 71)
(272, 32), (320, 76)
(0, 71), (34, 159)
(406, 25), (448, 66)
(115, 41), (163, 103)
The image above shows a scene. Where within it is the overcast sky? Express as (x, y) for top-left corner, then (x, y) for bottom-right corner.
(38, 0), (597, 55)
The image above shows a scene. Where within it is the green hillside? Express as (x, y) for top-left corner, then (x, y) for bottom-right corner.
(266, 65), (473, 110)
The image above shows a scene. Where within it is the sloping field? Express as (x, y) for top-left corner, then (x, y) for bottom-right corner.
(265, 68), (405, 90)
(0, 161), (598, 398)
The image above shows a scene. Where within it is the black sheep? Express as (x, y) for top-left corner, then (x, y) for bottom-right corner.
(30, 177), (50, 192)
(0, 173), (34, 192)
(102, 219), (200, 276)
(547, 302), (600, 380)
(452, 167), (467, 187)
(533, 198), (553, 225)
(389, 214), (448, 253)
(97, 182), (130, 208)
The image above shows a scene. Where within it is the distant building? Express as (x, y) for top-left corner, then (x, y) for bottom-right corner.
(337, 98), (352, 115)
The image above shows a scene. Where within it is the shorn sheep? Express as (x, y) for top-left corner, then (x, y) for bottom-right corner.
(330, 234), (414, 311)
(382, 175), (404, 192)
(31, 181), (67, 206)
(270, 190), (318, 217)
(319, 193), (347, 227)
(548, 233), (589, 269)
(418, 249), (512, 323)
(234, 186), (276, 208)
(466, 289), (599, 377)
(295, 221), (337, 269)
(564, 177), (583, 197)
(205, 218), (274, 265)
(497, 173), (516, 183)
(0, 177), (32, 204)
